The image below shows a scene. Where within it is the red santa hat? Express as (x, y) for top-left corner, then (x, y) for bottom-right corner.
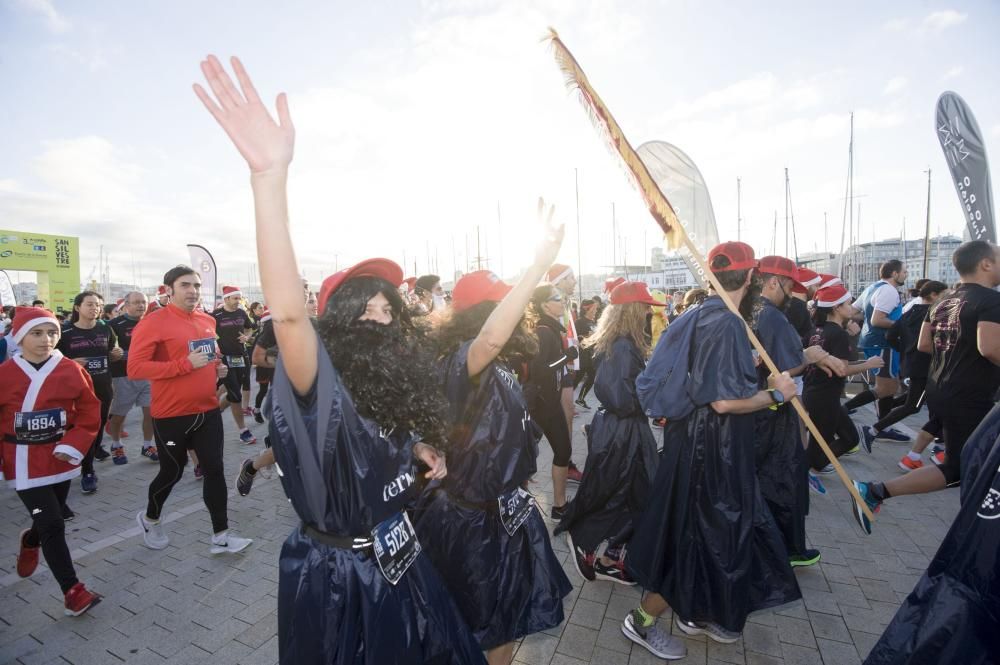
(10, 306), (60, 345)
(402, 277), (417, 293)
(260, 307), (272, 323)
(157, 285), (168, 296)
(547, 263), (574, 285)
(222, 285), (242, 299)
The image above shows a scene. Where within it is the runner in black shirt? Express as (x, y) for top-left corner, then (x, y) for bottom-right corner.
(573, 299), (598, 409)
(212, 286), (256, 445)
(107, 291), (157, 462)
(852, 241), (1000, 536)
(57, 291), (121, 494)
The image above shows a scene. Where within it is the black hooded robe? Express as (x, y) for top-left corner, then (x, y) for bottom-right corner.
(555, 336), (659, 553)
(267, 331), (487, 665)
(625, 296), (801, 633)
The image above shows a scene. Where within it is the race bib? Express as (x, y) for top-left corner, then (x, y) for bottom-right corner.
(371, 512), (421, 585)
(84, 356), (109, 375)
(14, 408), (67, 443)
(226, 355), (246, 368)
(188, 338), (216, 360)
(498, 487), (536, 536)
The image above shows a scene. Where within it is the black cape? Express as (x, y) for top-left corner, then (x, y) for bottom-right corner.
(267, 331), (486, 665)
(555, 336), (659, 552)
(865, 402), (1000, 664)
(752, 297), (808, 557)
(412, 341), (572, 649)
(625, 297), (801, 632)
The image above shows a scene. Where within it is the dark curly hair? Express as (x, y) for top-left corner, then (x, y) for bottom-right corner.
(433, 301), (539, 368)
(317, 276), (450, 450)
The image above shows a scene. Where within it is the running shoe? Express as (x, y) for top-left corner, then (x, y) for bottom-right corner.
(239, 429), (258, 445)
(929, 443), (944, 455)
(137, 511), (169, 550)
(62, 504), (75, 521)
(574, 398), (591, 410)
(193, 464), (204, 480)
(875, 427), (911, 443)
(550, 504), (566, 521)
(16, 529), (39, 578)
(594, 558), (636, 586)
(235, 458), (256, 497)
(651, 417), (667, 429)
(898, 456), (923, 472)
(565, 533), (595, 582)
(622, 611), (687, 660)
(566, 463), (583, 484)
(81, 473), (98, 494)
(816, 463), (835, 475)
(842, 445), (860, 457)
(106, 422), (129, 439)
(64, 582), (101, 617)
(253, 408), (264, 424)
(861, 426), (876, 454)
(850, 480), (881, 536)
(789, 549), (821, 567)
(111, 446), (128, 465)
(210, 533), (253, 555)
(93, 445), (111, 462)
(930, 451), (945, 466)
(676, 617), (741, 644)
(140, 446), (159, 462)
(807, 472), (827, 496)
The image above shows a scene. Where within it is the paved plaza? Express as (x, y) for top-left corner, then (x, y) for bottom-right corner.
(1, 396), (955, 665)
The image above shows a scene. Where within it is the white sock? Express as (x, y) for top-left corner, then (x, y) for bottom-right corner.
(142, 440), (154, 450)
(142, 514), (158, 525)
(110, 439), (123, 449)
(907, 451), (922, 461)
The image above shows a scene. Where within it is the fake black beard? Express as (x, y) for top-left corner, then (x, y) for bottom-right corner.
(739, 274), (765, 324)
(323, 320), (449, 447)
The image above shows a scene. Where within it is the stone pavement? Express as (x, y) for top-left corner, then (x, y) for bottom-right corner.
(0, 394), (956, 665)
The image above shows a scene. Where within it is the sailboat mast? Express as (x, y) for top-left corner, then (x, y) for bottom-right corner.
(737, 176), (742, 242)
(784, 168), (789, 257)
(922, 169), (932, 279)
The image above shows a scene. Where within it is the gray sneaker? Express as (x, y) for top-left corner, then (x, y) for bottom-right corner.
(210, 533), (252, 555)
(622, 611), (687, 660)
(676, 617), (740, 644)
(136, 511), (169, 550)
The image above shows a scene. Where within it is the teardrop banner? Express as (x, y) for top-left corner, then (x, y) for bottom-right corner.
(935, 91), (995, 244)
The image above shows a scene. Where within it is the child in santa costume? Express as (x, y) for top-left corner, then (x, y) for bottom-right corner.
(0, 306), (103, 616)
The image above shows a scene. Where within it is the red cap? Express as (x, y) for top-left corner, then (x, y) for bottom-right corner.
(815, 285), (853, 308)
(818, 273), (843, 289)
(708, 241), (758, 272)
(11, 306), (60, 345)
(792, 267), (821, 294)
(609, 281), (661, 306)
(222, 285), (242, 299)
(157, 285), (168, 296)
(451, 270), (512, 312)
(603, 276), (626, 293)
(317, 258), (404, 315)
(547, 263), (574, 284)
(759, 255), (803, 291)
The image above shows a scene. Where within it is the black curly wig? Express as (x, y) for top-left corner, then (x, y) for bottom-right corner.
(433, 300), (538, 368)
(318, 276), (450, 450)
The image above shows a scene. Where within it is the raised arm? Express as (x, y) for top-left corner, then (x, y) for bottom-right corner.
(194, 55), (316, 395)
(466, 199), (564, 377)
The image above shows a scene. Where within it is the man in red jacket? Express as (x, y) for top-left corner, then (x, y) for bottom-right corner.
(0, 306), (103, 615)
(128, 265), (252, 555)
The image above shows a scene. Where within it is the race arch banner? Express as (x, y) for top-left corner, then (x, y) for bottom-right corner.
(0, 230), (80, 312)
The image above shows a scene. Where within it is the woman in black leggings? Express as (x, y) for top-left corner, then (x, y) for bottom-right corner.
(526, 284), (576, 519)
(802, 285), (884, 472)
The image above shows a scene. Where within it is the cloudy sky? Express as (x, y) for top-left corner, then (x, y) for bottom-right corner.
(1, 0), (997, 290)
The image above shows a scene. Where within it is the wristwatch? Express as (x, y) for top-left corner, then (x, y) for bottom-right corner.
(769, 389), (785, 405)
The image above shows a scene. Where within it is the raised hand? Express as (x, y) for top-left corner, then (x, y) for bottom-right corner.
(194, 55), (294, 174)
(533, 197), (564, 268)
